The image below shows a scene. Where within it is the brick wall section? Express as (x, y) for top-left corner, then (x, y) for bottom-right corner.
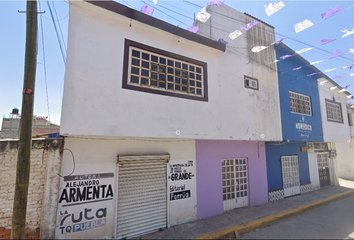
(0, 139), (63, 239)
(0, 227), (40, 239)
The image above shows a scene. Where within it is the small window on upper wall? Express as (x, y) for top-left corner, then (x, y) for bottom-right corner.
(244, 76), (259, 90)
(289, 91), (312, 116)
(326, 99), (343, 123)
(122, 39), (208, 102)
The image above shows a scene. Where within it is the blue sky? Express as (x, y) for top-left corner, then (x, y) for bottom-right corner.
(1, 1), (354, 129)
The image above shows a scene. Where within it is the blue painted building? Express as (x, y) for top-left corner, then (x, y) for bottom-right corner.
(266, 43), (324, 202)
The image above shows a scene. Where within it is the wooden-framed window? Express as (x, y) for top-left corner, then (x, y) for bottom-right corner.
(122, 39), (208, 101)
(289, 91), (311, 116)
(325, 99), (343, 123)
(244, 75), (258, 90)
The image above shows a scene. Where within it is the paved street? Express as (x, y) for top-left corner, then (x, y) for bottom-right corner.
(135, 179), (354, 239)
(240, 193), (354, 239)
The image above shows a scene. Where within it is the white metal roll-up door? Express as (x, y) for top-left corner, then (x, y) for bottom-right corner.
(116, 154), (170, 239)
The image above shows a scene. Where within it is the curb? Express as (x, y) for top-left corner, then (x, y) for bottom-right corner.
(193, 189), (354, 239)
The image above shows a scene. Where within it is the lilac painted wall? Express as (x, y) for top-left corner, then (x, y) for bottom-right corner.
(196, 140), (268, 219)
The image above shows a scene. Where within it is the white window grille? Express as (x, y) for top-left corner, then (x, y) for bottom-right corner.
(317, 153), (329, 169)
(289, 91), (311, 116)
(129, 47), (204, 96)
(326, 99), (343, 123)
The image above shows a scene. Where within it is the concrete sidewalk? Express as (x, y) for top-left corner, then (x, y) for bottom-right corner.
(135, 179), (354, 239)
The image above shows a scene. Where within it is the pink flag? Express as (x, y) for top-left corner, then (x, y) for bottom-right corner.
(307, 73), (318, 77)
(344, 64), (354, 70)
(342, 84), (352, 89)
(187, 25), (199, 33)
(271, 37), (287, 45)
(321, 5), (344, 20)
(240, 21), (259, 31)
(328, 49), (345, 59)
(141, 3), (154, 16)
(317, 39), (336, 45)
(207, 0), (224, 7)
(280, 54), (293, 60)
(218, 38), (228, 44)
(333, 75), (344, 80)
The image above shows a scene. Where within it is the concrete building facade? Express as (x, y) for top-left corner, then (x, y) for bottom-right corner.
(0, 117), (60, 139)
(58, 1), (282, 239)
(336, 104), (354, 180)
(266, 43), (352, 202)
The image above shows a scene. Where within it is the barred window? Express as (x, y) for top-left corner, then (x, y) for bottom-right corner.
(326, 99), (343, 123)
(289, 91), (311, 116)
(123, 39), (208, 101)
(317, 153), (328, 169)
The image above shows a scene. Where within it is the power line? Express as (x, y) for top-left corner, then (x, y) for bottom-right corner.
(120, 0), (354, 76)
(122, 0), (137, 10)
(148, 0), (194, 21)
(141, 0), (190, 27)
(42, 12), (68, 22)
(47, 0), (66, 65)
(38, 1), (51, 121)
(158, 1), (195, 15)
(51, 0), (67, 50)
(179, 0), (354, 65)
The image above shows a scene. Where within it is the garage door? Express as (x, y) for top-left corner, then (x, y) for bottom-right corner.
(116, 154), (170, 239)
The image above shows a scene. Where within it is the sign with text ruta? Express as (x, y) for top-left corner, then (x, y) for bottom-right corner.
(56, 163), (116, 239)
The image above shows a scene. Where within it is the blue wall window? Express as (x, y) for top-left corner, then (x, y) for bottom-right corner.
(275, 44), (324, 142)
(289, 91), (311, 116)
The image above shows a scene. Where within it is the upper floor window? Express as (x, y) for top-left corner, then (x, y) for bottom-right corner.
(289, 91), (311, 116)
(122, 39), (208, 101)
(244, 75), (258, 90)
(326, 99), (343, 123)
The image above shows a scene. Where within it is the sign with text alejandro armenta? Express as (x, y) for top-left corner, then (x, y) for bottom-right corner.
(55, 163), (116, 239)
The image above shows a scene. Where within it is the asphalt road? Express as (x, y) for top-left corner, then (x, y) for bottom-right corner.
(240, 194), (354, 239)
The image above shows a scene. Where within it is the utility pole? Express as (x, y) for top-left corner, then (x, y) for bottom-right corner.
(11, 1), (37, 239)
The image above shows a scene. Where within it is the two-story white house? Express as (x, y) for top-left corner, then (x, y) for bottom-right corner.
(57, 1), (282, 239)
(306, 76), (352, 190)
(333, 104), (354, 180)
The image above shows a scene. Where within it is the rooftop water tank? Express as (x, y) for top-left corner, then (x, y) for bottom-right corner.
(12, 108), (19, 114)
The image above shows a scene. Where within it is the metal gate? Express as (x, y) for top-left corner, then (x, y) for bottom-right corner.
(317, 153), (330, 187)
(116, 154), (169, 239)
(281, 156), (300, 197)
(222, 158), (248, 211)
